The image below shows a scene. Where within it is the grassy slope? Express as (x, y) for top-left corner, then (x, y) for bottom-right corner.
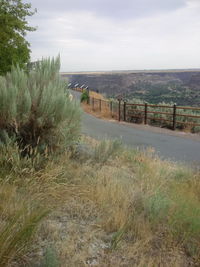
(0, 137), (200, 266)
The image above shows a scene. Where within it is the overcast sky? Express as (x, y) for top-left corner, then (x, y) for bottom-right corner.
(27, 0), (200, 71)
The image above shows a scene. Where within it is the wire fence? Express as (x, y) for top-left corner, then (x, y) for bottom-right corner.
(73, 87), (200, 132)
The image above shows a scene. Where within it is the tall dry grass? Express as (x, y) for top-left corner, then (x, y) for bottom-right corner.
(34, 138), (200, 266)
(82, 98), (118, 120)
(1, 137), (200, 266)
(0, 143), (72, 266)
(0, 176), (48, 266)
(81, 142), (200, 265)
(89, 90), (106, 100)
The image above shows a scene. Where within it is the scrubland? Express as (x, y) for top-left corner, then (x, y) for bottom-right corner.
(1, 58), (200, 266)
(1, 137), (200, 266)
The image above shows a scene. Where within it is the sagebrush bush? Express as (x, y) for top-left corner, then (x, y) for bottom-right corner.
(0, 56), (81, 155)
(93, 139), (122, 165)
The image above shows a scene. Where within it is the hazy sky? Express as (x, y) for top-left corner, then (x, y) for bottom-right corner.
(27, 0), (200, 71)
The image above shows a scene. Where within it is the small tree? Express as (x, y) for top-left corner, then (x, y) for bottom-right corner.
(0, 0), (36, 75)
(0, 56), (81, 154)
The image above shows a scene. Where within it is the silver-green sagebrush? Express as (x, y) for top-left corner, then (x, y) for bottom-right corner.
(0, 56), (81, 155)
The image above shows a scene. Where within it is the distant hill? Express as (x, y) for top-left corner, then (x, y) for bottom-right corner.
(61, 69), (200, 106)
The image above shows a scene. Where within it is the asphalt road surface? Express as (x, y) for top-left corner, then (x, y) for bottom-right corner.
(71, 90), (200, 165)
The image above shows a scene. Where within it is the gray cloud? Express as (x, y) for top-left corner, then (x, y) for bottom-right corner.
(27, 0), (200, 71)
(31, 0), (186, 20)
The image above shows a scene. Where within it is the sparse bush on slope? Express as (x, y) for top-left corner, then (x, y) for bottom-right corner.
(93, 139), (122, 165)
(0, 57), (81, 265)
(80, 89), (89, 103)
(0, 56), (81, 155)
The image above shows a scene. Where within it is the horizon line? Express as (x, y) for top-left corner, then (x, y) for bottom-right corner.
(60, 67), (200, 74)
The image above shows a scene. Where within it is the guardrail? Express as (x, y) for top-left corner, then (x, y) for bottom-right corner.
(72, 87), (200, 132)
(125, 102), (200, 130)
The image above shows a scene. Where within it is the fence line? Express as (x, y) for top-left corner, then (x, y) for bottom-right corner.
(72, 87), (200, 131)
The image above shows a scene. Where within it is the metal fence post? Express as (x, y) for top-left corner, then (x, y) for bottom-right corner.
(144, 103), (148, 124)
(92, 97), (95, 111)
(110, 101), (113, 117)
(87, 88), (90, 104)
(99, 99), (101, 112)
(124, 101), (126, 121)
(172, 104), (177, 130)
(118, 99), (121, 121)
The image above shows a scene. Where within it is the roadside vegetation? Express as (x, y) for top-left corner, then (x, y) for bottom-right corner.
(0, 57), (81, 266)
(0, 59), (200, 266)
(0, 135), (200, 266)
(0, 56), (80, 155)
(80, 89), (89, 103)
(2, 1), (198, 265)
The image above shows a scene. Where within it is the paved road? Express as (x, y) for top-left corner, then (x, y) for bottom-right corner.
(72, 91), (200, 165)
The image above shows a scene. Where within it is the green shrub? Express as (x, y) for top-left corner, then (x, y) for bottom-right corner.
(145, 192), (171, 224)
(192, 126), (200, 134)
(169, 197), (200, 241)
(40, 246), (59, 267)
(0, 56), (81, 155)
(93, 139), (122, 165)
(80, 89), (89, 103)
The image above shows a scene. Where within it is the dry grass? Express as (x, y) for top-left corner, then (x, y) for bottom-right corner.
(1, 138), (200, 266)
(82, 100), (118, 120)
(89, 91), (106, 100)
(84, 90), (119, 119)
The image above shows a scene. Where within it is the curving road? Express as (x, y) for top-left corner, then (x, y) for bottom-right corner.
(72, 90), (200, 165)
